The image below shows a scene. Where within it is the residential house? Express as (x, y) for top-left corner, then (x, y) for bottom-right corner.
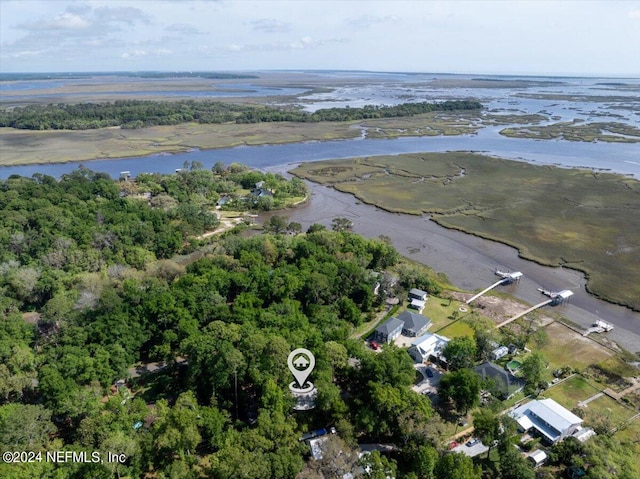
(398, 311), (431, 337)
(373, 317), (404, 344)
(474, 362), (525, 399)
(408, 332), (450, 363)
(510, 398), (583, 444)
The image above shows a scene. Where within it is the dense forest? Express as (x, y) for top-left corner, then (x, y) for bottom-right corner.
(1, 167), (636, 479)
(0, 99), (482, 130)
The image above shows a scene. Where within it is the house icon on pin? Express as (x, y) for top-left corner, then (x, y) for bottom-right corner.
(293, 355), (309, 369)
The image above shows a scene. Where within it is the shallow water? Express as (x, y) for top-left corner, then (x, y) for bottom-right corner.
(1, 127), (638, 180)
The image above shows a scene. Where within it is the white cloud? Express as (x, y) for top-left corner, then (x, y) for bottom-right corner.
(121, 48), (172, 59)
(10, 49), (45, 58)
(250, 18), (292, 33)
(346, 14), (399, 29)
(629, 9), (640, 20)
(165, 23), (204, 35)
(20, 12), (90, 31)
(121, 50), (147, 59)
(226, 36), (345, 53)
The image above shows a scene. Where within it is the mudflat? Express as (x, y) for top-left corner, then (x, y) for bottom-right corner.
(292, 152), (640, 311)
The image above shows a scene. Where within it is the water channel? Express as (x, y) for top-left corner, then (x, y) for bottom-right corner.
(263, 175), (640, 352)
(1, 129), (639, 350)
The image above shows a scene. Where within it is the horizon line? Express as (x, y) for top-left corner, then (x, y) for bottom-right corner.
(0, 69), (639, 80)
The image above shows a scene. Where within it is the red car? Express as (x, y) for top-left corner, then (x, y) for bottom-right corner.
(370, 341), (380, 350)
(448, 441), (459, 450)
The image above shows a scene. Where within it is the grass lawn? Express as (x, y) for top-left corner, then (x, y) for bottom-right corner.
(540, 375), (601, 409)
(423, 296), (465, 330)
(436, 320), (475, 339)
(583, 395), (637, 429)
(539, 322), (613, 371)
(615, 417), (640, 445)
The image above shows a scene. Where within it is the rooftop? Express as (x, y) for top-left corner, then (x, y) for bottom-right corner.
(397, 310), (431, 331)
(511, 398), (583, 442)
(376, 317), (404, 335)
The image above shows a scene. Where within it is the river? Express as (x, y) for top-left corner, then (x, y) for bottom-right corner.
(1, 126), (639, 179)
(262, 167), (640, 353)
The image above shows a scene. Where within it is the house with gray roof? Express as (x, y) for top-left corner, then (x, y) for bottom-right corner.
(510, 398), (583, 444)
(397, 311), (431, 337)
(409, 288), (428, 301)
(474, 362), (525, 399)
(373, 317), (404, 344)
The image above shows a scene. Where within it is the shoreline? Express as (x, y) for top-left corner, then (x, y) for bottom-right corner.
(290, 153), (640, 312)
(319, 181), (638, 313)
(266, 170), (640, 353)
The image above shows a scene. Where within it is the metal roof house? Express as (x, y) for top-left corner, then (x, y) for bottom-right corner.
(373, 317), (404, 344)
(510, 398), (583, 444)
(408, 332), (450, 363)
(474, 362), (525, 399)
(397, 311), (431, 337)
(408, 288), (428, 301)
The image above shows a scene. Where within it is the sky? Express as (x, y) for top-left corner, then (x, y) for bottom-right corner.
(1, 0), (639, 77)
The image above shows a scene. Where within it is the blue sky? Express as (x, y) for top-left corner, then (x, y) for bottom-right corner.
(1, 0), (639, 76)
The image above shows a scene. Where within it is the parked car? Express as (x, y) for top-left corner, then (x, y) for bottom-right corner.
(466, 438), (479, 447)
(426, 368), (434, 378)
(370, 341), (380, 350)
(448, 441), (459, 450)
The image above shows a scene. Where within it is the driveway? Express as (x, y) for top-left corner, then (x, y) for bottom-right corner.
(412, 363), (443, 395)
(452, 440), (489, 458)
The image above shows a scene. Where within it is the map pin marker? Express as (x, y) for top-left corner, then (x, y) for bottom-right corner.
(288, 348), (315, 388)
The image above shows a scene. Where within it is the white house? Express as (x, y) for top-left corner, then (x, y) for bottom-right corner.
(510, 398), (583, 444)
(408, 332), (450, 363)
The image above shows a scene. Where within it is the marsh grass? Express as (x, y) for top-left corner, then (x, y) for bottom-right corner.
(293, 153), (640, 310)
(500, 121), (640, 143)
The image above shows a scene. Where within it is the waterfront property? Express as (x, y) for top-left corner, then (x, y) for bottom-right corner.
(398, 310), (432, 337)
(510, 398), (583, 444)
(408, 332), (450, 363)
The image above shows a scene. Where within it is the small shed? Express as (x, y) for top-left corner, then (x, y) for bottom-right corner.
(408, 298), (426, 313)
(528, 449), (547, 467)
(409, 288), (428, 301)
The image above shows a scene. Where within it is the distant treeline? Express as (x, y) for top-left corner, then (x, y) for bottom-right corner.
(132, 72), (258, 79)
(0, 71), (258, 81)
(0, 99), (482, 130)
